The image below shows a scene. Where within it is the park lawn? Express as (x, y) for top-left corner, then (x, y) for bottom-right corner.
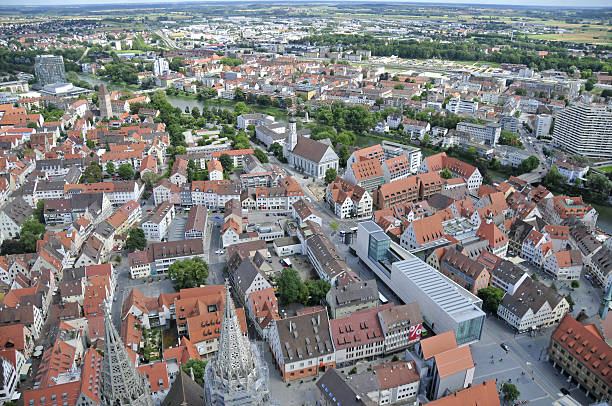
(597, 166), (612, 174)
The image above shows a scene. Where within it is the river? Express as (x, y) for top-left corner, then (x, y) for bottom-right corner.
(77, 74), (233, 112)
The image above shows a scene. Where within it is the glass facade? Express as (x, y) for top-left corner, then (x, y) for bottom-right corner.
(368, 231), (390, 261)
(456, 315), (484, 345)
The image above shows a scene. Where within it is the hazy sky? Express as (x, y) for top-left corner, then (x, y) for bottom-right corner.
(3, 0), (610, 7)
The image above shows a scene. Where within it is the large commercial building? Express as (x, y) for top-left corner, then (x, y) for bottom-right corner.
(34, 55), (66, 86)
(355, 221), (485, 345)
(456, 122), (501, 146)
(552, 103), (612, 159)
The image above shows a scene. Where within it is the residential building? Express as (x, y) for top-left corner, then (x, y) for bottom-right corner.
(184, 205), (208, 240)
(381, 141), (422, 174)
(378, 302), (423, 353)
(426, 379), (499, 406)
(326, 278), (379, 319)
(488, 259), (529, 295)
(292, 198), (322, 226)
(326, 177), (373, 219)
(269, 308), (335, 382)
(343, 158), (386, 193)
(0, 197), (33, 241)
(207, 158), (223, 181)
(331, 305), (388, 367)
(34, 55), (66, 86)
(446, 97), (478, 115)
(548, 315), (612, 403)
(439, 247), (490, 294)
(476, 220), (509, 257)
(552, 103), (612, 159)
(497, 277), (569, 332)
(534, 114), (553, 137)
(140, 202), (175, 241)
(543, 250), (583, 280)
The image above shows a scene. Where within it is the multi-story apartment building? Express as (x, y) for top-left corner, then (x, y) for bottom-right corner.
(439, 247), (490, 295)
(34, 55), (66, 85)
(269, 308), (335, 382)
(552, 103), (612, 159)
(326, 177), (373, 219)
(548, 315), (612, 403)
(140, 202), (175, 241)
(446, 97), (478, 115)
(497, 277), (569, 332)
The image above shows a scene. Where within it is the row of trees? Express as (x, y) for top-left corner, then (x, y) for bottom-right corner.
(293, 33), (611, 74)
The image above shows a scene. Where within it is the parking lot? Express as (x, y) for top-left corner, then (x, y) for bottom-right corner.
(166, 215), (187, 242)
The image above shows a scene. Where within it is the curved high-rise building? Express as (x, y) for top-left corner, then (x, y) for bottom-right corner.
(552, 103), (612, 159)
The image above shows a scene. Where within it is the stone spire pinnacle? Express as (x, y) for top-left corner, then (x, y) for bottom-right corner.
(204, 283), (271, 405)
(214, 284), (255, 383)
(100, 309), (154, 406)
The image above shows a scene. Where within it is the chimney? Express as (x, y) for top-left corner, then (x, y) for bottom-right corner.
(317, 313), (321, 325)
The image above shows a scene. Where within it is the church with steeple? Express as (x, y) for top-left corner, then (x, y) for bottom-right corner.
(283, 117), (339, 180)
(203, 285), (271, 405)
(100, 312), (155, 406)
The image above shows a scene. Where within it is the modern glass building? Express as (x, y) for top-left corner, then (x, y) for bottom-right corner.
(356, 221), (485, 345)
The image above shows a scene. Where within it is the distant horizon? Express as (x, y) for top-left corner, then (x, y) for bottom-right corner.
(2, 0), (610, 9)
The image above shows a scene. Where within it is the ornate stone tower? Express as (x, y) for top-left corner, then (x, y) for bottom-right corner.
(100, 312), (154, 406)
(204, 285), (270, 405)
(98, 84), (112, 120)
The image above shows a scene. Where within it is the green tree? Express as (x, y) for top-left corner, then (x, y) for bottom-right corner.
(191, 106), (200, 119)
(544, 166), (565, 191)
(86, 139), (95, 149)
(518, 155), (540, 174)
(106, 162), (116, 176)
(82, 162), (103, 183)
(566, 294), (575, 312)
(34, 199), (45, 224)
(585, 78), (595, 91)
(219, 154), (233, 172)
(125, 228), (147, 251)
(141, 172), (159, 188)
(168, 257), (209, 290)
(0, 240), (27, 255)
(338, 145), (350, 167)
(440, 168), (452, 179)
(466, 147), (478, 162)
(477, 286), (505, 313)
(330, 222), (339, 231)
(20, 217), (46, 253)
(268, 143), (284, 160)
(277, 268), (306, 305)
(234, 88), (245, 101)
(571, 280), (580, 289)
(305, 279), (331, 306)
(586, 172), (612, 199)
(182, 359), (207, 386)
(169, 57), (184, 72)
(501, 382), (520, 405)
(514, 88), (526, 96)
(117, 164), (134, 180)
(531, 273), (539, 281)
(325, 168), (337, 183)
(253, 148), (269, 163)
